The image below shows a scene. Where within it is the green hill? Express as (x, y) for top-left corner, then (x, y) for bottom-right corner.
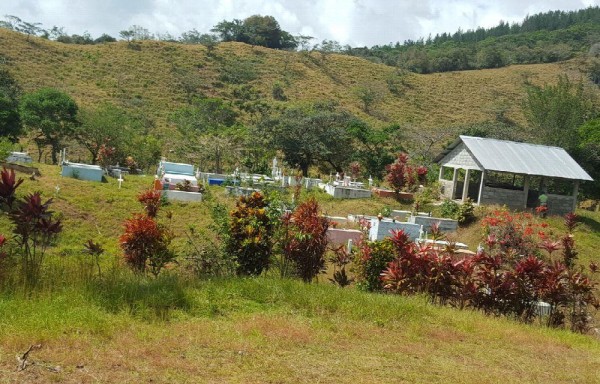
(0, 28), (595, 156)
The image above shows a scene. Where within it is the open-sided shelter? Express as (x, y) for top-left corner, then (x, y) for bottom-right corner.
(435, 136), (593, 215)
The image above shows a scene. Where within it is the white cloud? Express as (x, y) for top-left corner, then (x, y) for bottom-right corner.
(1, 0), (599, 46)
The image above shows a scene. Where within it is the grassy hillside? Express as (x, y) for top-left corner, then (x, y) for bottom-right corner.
(0, 28), (593, 153)
(1, 278), (600, 383)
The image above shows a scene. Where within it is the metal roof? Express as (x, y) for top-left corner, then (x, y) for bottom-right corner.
(436, 136), (593, 181)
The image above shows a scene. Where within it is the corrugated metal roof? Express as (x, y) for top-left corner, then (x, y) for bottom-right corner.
(437, 136), (593, 181)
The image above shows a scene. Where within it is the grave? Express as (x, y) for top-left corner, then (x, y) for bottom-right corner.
(61, 162), (104, 182)
(157, 160), (202, 201)
(6, 152), (32, 164)
(326, 228), (363, 245)
(409, 216), (458, 232)
(368, 218), (422, 241)
(323, 184), (372, 199)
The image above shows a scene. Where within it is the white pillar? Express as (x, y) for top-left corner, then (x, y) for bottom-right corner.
(462, 169), (470, 202)
(572, 180), (579, 213)
(523, 175), (530, 209)
(477, 170), (486, 205)
(438, 166), (444, 181)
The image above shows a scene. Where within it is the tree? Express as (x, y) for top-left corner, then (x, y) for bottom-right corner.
(170, 97), (240, 172)
(257, 102), (356, 176)
(94, 33), (116, 43)
(575, 118), (600, 198)
(211, 15), (297, 49)
(2, 15), (44, 41)
(20, 88), (78, 163)
(76, 103), (138, 164)
(119, 29), (134, 43)
(353, 84), (383, 113)
(524, 75), (596, 151)
(0, 69), (21, 140)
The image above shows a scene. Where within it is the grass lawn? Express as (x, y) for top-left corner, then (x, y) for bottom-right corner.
(1, 277), (599, 383)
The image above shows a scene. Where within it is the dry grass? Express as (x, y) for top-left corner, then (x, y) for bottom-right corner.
(0, 279), (599, 384)
(1, 28), (595, 157)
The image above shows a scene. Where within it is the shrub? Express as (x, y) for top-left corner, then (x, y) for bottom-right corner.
(83, 239), (104, 277)
(0, 167), (23, 210)
(120, 214), (175, 277)
(354, 238), (395, 291)
(385, 153), (416, 193)
(439, 198), (475, 225)
(329, 244), (354, 287)
(10, 192), (62, 288)
(137, 189), (162, 218)
(226, 192), (274, 276)
(362, 209), (598, 333)
(281, 198), (329, 282)
(182, 225), (235, 278)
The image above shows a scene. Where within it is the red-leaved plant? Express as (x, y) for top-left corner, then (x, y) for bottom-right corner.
(0, 167), (24, 210)
(282, 198), (329, 282)
(385, 153), (417, 194)
(120, 214), (174, 277)
(10, 192), (62, 288)
(137, 189), (162, 218)
(355, 210), (599, 333)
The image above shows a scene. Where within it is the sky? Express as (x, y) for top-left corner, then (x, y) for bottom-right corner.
(2, 0), (599, 47)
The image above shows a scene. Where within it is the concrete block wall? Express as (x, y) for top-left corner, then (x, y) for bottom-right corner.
(546, 194), (575, 215)
(479, 185), (525, 210)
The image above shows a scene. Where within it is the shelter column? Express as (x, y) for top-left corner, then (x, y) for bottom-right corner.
(451, 168), (458, 199)
(462, 169), (470, 202)
(477, 170), (486, 204)
(572, 180), (579, 213)
(523, 175), (530, 209)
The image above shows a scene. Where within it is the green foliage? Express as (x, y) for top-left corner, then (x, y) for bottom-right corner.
(575, 118), (600, 198)
(344, 7), (600, 73)
(211, 15), (297, 49)
(77, 103), (141, 164)
(257, 101), (357, 176)
(524, 75), (596, 151)
(226, 192), (274, 276)
(0, 69), (21, 140)
(439, 198), (475, 225)
(354, 238), (395, 292)
(271, 81), (287, 101)
(19, 87), (78, 164)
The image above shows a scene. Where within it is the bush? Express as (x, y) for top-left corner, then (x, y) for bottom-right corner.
(226, 192), (274, 276)
(10, 192), (62, 288)
(0, 167), (23, 211)
(439, 198), (475, 225)
(281, 198), (329, 282)
(137, 189), (161, 218)
(361, 211), (598, 333)
(120, 214), (175, 277)
(354, 238), (395, 291)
